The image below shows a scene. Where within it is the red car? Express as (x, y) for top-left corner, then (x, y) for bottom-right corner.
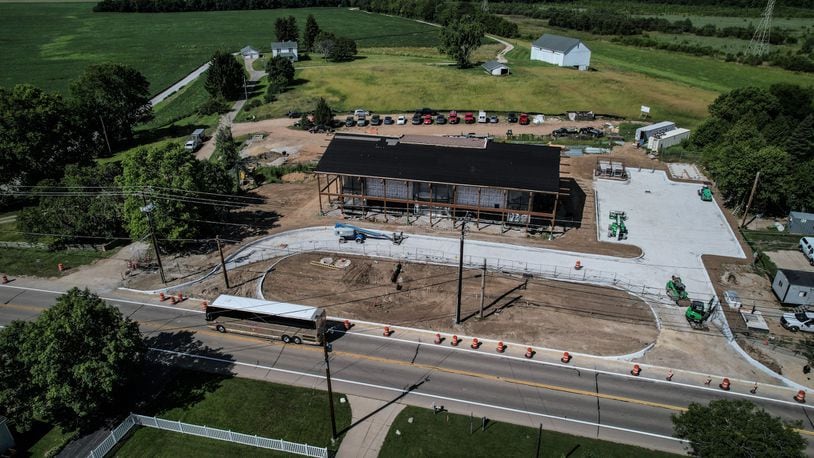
(423, 114), (433, 125)
(448, 110), (459, 124)
(464, 112), (475, 124)
(518, 113), (530, 125)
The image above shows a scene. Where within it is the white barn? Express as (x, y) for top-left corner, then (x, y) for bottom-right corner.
(481, 60), (509, 76)
(530, 34), (591, 71)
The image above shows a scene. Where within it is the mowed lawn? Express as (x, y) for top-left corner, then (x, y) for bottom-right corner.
(0, 3), (439, 94)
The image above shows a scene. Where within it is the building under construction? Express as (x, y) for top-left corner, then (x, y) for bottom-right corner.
(315, 134), (574, 231)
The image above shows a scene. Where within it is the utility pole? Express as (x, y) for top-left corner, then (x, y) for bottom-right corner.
(99, 115), (112, 156)
(140, 200), (166, 284)
(455, 218), (467, 325)
(243, 74), (249, 100)
(323, 336), (338, 441)
(534, 423), (542, 457)
(216, 235), (229, 288)
(740, 171), (761, 228)
(479, 259), (487, 319)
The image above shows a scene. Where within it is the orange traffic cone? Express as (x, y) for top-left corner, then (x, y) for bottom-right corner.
(795, 390), (806, 403)
(343, 320), (351, 330)
(561, 352), (572, 363)
(719, 378), (731, 391)
(1, 275), (8, 284)
(200, 300), (208, 310)
(57, 263), (64, 272)
(666, 370), (674, 381)
(574, 260), (582, 270)
(471, 338), (480, 349)
(631, 364), (641, 376)
(525, 347), (534, 359)
(177, 292), (184, 302)
(451, 335), (460, 346)
(159, 292), (166, 301)
(383, 326), (392, 336)
(496, 341), (506, 353)
(434, 333), (442, 344)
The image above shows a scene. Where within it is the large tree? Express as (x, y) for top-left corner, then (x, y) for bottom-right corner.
(274, 15), (298, 42)
(673, 400), (805, 457)
(313, 32), (357, 62)
(0, 84), (93, 187)
(303, 14), (320, 51)
(18, 163), (125, 248)
(69, 63), (153, 149)
(438, 17), (485, 68)
(118, 143), (234, 246)
(0, 321), (36, 432)
(313, 97), (333, 126)
(21, 289), (145, 431)
(265, 55), (295, 85)
(204, 50), (247, 101)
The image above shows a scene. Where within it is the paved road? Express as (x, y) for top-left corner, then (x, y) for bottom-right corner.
(3, 284), (813, 455)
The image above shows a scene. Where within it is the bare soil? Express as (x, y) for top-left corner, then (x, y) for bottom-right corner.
(261, 252), (658, 356)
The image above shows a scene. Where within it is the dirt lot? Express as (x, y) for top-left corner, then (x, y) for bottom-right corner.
(767, 250), (813, 272)
(260, 252), (658, 356)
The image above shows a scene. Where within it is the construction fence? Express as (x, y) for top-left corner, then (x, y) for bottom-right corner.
(87, 413), (328, 458)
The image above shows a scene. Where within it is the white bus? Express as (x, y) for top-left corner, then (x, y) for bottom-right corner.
(205, 295), (327, 345)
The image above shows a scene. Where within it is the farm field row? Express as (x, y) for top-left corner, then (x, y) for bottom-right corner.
(0, 3), (439, 94)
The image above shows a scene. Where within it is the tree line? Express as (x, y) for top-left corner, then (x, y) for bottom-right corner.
(93, 0), (338, 12)
(487, 0), (814, 8)
(689, 84), (814, 215)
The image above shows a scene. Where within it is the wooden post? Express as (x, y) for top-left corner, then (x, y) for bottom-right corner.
(479, 259), (487, 319)
(317, 174), (324, 215)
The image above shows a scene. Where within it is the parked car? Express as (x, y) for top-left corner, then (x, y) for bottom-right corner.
(477, 110), (487, 123)
(579, 127), (603, 138)
(287, 110), (302, 118)
(356, 115), (368, 127)
(489, 115), (499, 123)
(518, 113), (530, 125)
(419, 107), (435, 116)
(383, 116), (394, 125)
(464, 112), (475, 124)
(397, 115), (407, 125)
(423, 114), (433, 125)
(723, 290), (742, 310)
(370, 114), (382, 126)
(436, 114), (447, 125)
(507, 112), (518, 123)
(801, 237), (814, 265)
(411, 113), (422, 125)
(781, 311), (814, 332)
(448, 111), (459, 124)
(354, 109), (368, 118)
(344, 116), (355, 127)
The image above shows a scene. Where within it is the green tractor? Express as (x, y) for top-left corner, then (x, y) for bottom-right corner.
(698, 185), (713, 202)
(608, 211), (628, 240)
(686, 297), (716, 329)
(666, 275), (690, 306)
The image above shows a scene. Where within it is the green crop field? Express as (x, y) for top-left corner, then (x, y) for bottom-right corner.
(0, 3), (440, 94)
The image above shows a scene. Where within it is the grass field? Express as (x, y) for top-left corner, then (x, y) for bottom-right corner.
(379, 406), (678, 457)
(639, 14), (814, 31)
(114, 370), (351, 456)
(0, 4), (440, 94)
(0, 246), (116, 276)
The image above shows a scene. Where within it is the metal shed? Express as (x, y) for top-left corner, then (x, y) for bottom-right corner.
(482, 60), (509, 76)
(772, 269), (814, 306)
(789, 211), (814, 235)
(634, 121), (676, 146)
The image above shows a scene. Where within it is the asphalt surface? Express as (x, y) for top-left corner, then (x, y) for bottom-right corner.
(3, 284), (813, 455)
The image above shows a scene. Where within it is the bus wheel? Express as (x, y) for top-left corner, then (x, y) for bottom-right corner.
(216, 325), (226, 333)
(282, 335), (291, 343)
(293, 336), (302, 345)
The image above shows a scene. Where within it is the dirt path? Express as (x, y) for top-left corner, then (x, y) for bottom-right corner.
(487, 34), (514, 63)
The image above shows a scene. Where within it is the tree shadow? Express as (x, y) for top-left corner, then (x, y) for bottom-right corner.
(290, 77), (309, 87)
(126, 123), (210, 149)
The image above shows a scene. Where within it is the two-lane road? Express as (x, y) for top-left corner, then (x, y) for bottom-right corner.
(2, 284), (812, 455)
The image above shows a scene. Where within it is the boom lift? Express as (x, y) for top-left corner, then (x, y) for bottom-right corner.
(334, 223), (405, 245)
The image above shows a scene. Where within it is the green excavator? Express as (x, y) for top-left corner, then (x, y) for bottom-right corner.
(698, 186), (713, 202)
(686, 297), (716, 329)
(666, 275), (690, 306)
(608, 211), (628, 240)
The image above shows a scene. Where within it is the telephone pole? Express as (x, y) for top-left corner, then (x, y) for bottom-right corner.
(216, 235), (230, 288)
(323, 336), (338, 441)
(455, 218), (467, 325)
(140, 199), (166, 284)
(740, 171), (761, 228)
(479, 259), (487, 319)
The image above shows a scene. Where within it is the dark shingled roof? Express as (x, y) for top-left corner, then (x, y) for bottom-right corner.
(532, 34), (583, 53)
(315, 136), (561, 193)
(781, 269), (814, 288)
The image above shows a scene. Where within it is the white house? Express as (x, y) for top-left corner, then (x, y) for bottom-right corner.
(530, 34), (591, 71)
(271, 41), (298, 61)
(240, 45), (260, 59)
(481, 60), (509, 76)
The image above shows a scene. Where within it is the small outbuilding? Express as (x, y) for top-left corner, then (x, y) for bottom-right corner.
(647, 127), (690, 152)
(530, 34), (591, 71)
(634, 121), (676, 147)
(271, 41), (298, 61)
(482, 60), (509, 76)
(240, 45), (260, 59)
(772, 269), (814, 306)
(789, 211), (814, 235)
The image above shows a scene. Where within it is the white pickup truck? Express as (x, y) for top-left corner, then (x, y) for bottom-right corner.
(801, 237), (814, 266)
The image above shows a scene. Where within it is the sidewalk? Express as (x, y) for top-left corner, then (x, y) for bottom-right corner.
(336, 395), (404, 458)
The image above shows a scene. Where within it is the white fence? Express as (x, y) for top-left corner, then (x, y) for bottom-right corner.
(87, 413), (328, 458)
